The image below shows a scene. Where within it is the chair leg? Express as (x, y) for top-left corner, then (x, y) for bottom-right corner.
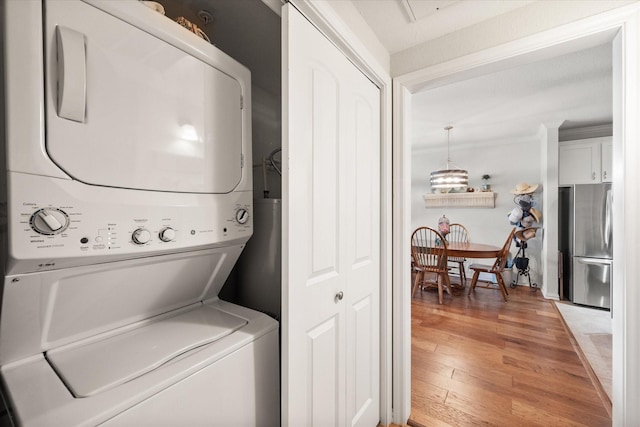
(412, 271), (423, 298)
(496, 274), (508, 302)
(468, 270), (480, 295)
(442, 272), (453, 296)
(437, 273), (444, 304)
(458, 261), (466, 286)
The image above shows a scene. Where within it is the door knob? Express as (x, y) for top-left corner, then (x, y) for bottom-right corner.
(335, 291), (344, 303)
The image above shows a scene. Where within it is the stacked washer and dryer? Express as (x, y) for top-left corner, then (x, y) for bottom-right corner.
(0, 1), (279, 425)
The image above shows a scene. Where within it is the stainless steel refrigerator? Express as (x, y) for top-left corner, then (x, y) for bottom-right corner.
(559, 183), (613, 310)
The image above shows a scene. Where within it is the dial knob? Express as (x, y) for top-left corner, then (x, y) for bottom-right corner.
(30, 208), (69, 235)
(159, 227), (176, 242)
(132, 228), (151, 245)
(235, 208), (249, 224)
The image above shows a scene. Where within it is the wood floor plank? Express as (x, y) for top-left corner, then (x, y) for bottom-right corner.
(410, 285), (611, 426)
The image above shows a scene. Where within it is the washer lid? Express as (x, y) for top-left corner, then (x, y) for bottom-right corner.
(46, 305), (247, 397)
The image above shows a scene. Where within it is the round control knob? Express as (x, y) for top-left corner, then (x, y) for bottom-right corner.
(159, 227), (176, 242)
(235, 208), (249, 224)
(132, 228), (151, 245)
(30, 208), (69, 235)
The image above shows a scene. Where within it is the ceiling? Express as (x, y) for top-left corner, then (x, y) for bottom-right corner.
(351, 0), (533, 54)
(410, 42), (613, 150)
(350, 1), (613, 151)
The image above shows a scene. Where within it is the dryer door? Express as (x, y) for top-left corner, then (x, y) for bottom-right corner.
(44, 0), (244, 194)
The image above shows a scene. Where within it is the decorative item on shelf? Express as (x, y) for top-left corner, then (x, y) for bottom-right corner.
(430, 126), (468, 191)
(437, 214), (450, 243)
(481, 174), (491, 191)
(175, 16), (211, 43)
(423, 192), (495, 208)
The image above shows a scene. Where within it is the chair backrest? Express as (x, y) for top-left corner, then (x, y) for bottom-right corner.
(491, 227), (517, 273)
(411, 227), (448, 272)
(448, 223), (470, 244)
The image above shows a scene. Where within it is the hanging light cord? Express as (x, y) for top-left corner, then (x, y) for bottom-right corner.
(445, 125), (453, 169)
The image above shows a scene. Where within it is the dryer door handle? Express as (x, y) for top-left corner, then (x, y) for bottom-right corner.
(56, 26), (86, 123)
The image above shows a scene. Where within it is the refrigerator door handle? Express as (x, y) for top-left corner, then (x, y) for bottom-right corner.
(604, 189), (613, 248)
(576, 257), (613, 266)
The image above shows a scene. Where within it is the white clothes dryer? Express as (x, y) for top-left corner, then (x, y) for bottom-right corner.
(0, 1), (279, 425)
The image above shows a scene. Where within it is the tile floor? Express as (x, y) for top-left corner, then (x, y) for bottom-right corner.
(554, 301), (612, 400)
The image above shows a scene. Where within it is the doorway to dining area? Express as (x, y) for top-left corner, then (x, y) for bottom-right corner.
(405, 24), (618, 426)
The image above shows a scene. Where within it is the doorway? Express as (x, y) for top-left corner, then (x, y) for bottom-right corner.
(393, 11), (640, 424)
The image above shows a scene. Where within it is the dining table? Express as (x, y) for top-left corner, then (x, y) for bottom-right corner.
(413, 241), (502, 291)
(443, 241), (501, 259)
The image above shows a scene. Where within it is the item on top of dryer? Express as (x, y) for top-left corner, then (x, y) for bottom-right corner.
(175, 16), (210, 43)
(140, 1), (165, 15)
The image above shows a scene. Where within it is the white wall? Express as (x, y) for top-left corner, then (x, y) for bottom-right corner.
(411, 138), (543, 284)
(391, 0), (634, 77)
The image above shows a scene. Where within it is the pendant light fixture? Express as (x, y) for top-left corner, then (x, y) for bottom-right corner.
(430, 126), (469, 190)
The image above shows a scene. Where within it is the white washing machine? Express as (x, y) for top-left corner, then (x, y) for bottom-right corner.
(0, 1), (279, 425)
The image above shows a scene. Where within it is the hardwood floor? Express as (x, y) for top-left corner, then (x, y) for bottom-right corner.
(409, 282), (611, 427)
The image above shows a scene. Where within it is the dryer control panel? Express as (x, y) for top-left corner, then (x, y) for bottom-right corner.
(8, 173), (253, 275)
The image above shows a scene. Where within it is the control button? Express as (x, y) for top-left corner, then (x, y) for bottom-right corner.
(80, 237), (89, 244)
(95, 236), (103, 243)
(132, 228), (151, 245)
(235, 208), (249, 224)
(30, 208), (69, 235)
(159, 227), (176, 242)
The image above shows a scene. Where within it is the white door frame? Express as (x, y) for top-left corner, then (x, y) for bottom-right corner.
(289, 1), (394, 424)
(392, 4), (640, 425)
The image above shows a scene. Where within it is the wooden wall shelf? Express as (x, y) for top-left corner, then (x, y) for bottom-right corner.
(423, 192), (496, 208)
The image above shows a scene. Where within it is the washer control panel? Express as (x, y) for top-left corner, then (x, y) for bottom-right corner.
(9, 173), (253, 274)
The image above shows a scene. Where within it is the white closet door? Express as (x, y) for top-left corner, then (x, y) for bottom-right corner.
(282, 4), (380, 426)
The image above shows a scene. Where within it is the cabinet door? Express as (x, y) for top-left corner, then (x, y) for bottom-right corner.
(559, 141), (601, 185)
(282, 4), (381, 426)
(601, 138), (613, 182)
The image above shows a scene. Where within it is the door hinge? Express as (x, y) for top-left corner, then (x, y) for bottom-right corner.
(240, 96), (244, 110)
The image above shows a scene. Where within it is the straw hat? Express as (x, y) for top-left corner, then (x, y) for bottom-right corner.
(515, 227), (539, 241)
(511, 182), (539, 195)
(529, 207), (542, 223)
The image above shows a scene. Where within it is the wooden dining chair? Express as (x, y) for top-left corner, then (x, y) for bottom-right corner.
(411, 226), (452, 304)
(447, 223), (470, 286)
(467, 227), (517, 302)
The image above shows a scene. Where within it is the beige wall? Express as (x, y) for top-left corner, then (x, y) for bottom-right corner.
(391, 0), (634, 77)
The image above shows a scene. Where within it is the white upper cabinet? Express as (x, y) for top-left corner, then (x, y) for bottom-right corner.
(559, 136), (612, 185)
